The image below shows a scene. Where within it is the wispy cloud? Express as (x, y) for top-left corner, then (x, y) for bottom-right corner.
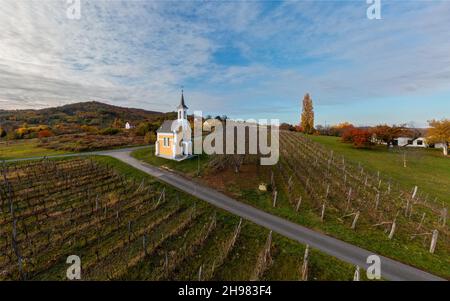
(0, 0), (449, 126)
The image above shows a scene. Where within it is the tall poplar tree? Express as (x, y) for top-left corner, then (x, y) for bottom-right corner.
(301, 93), (315, 134)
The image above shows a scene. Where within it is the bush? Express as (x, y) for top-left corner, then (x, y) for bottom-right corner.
(135, 122), (150, 136)
(81, 125), (99, 133)
(100, 128), (120, 135)
(38, 130), (53, 139)
(280, 123), (296, 131)
(0, 127), (6, 138)
(144, 131), (156, 144)
(341, 128), (373, 148)
(6, 131), (21, 140)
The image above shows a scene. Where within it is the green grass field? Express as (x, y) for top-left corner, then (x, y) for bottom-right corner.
(132, 146), (211, 177)
(0, 139), (69, 160)
(309, 135), (450, 205)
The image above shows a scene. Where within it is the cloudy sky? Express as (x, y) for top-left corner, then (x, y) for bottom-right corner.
(1, 0), (449, 127)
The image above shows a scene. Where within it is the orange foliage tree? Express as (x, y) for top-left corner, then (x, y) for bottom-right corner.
(341, 128), (373, 148)
(371, 124), (413, 147)
(38, 130), (53, 139)
(426, 119), (450, 156)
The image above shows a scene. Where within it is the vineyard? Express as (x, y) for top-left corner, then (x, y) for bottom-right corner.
(273, 131), (449, 277)
(130, 129), (449, 278)
(0, 157), (361, 280)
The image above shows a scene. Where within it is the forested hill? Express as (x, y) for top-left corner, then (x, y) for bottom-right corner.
(0, 101), (166, 129)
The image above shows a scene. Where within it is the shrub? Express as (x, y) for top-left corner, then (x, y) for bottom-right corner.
(135, 122), (150, 136)
(6, 131), (21, 140)
(100, 128), (120, 135)
(144, 131), (156, 144)
(341, 128), (373, 148)
(81, 125), (99, 133)
(0, 127), (6, 138)
(38, 130), (53, 139)
(280, 123), (296, 131)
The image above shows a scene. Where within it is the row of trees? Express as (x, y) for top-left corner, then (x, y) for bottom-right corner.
(0, 117), (161, 143)
(296, 93), (448, 156)
(0, 124), (54, 140)
(339, 120), (449, 156)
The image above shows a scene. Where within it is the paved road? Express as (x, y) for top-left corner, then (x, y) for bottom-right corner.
(4, 148), (446, 281)
(105, 150), (445, 281)
(2, 146), (149, 163)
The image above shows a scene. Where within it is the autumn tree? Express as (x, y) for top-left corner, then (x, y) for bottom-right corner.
(371, 124), (414, 147)
(135, 122), (150, 136)
(330, 122), (354, 137)
(144, 131), (156, 144)
(0, 127), (6, 138)
(112, 118), (124, 129)
(341, 128), (373, 148)
(280, 123), (296, 131)
(38, 130), (53, 139)
(426, 119), (450, 156)
(301, 93), (314, 134)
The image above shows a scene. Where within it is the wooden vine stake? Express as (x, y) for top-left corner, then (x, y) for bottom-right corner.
(128, 221), (132, 243)
(142, 234), (147, 256)
(429, 230), (438, 254)
(417, 213), (425, 231)
(346, 188), (352, 211)
(164, 251), (169, 277)
(288, 175), (293, 192)
(211, 260), (216, 278)
(374, 193), (380, 210)
(156, 188), (165, 207)
(351, 211), (360, 230)
(320, 203), (326, 222)
(441, 208), (447, 227)
(226, 218), (243, 254)
(251, 230), (274, 281)
(412, 186), (418, 199)
(137, 179), (145, 193)
(198, 264), (203, 281)
(353, 265), (360, 281)
(264, 231), (273, 266)
(388, 218), (396, 240)
(296, 196), (302, 212)
(95, 195), (99, 212)
(406, 186), (418, 217)
(272, 190), (278, 208)
(301, 245), (309, 281)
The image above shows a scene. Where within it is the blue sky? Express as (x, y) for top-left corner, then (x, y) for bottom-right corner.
(0, 0), (449, 127)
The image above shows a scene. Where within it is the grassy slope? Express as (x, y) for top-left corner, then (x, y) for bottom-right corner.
(0, 139), (69, 160)
(132, 146), (211, 177)
(309, 135), (450, 205)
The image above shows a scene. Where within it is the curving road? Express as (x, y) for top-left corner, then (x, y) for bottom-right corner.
(4, 147), (446, 281)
